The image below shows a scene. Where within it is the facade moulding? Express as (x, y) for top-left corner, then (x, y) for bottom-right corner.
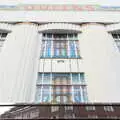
(0, 23), (13, 32)
(38, 23), (82, 33)
(106, 23), (120, 32)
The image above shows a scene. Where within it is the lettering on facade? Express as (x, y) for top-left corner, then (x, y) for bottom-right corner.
(0, 4), (120, 11)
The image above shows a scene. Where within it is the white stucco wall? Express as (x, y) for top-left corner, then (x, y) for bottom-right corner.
(80, 23), (120, 102)
(0, 22), (120, 103)
(0, 11), (120, 23)
(0, 23), (39, 103)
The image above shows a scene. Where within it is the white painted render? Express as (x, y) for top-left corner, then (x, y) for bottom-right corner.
(0, 11), (120, 23)
(0, 17), (120, 103)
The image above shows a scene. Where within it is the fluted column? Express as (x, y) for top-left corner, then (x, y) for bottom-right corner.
(79, 23), (120, 102)
(0, 23), (40, 103)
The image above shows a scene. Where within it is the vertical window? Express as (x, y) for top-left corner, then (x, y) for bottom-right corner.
(72, 73), (85, 84)
(0, 32), (8, 51)
(80, 73), (85, 83)
(65, 106), (73, 111)
(35, 86), (42, 102)
(41, 33), (80, 58)
(53, 73), (70, 85)
(104, 106), (114, 112)
(112, 33), (120, 51)
(69, 41), (76, 57)
(45, 40), (51, 57)
(42, 86), (50, 102)
(75, 41), (80, 58)
(73, 86), (81, 103)
(82, 86), (88, 102)
(37, 73), (42, 84)
(85, 106), (95, 111)
(43, 73), (51, 84)
(51, 106), (59, 112)
(35, 73), (87, 103)
(54, 41), (67, 57)
(72, 73), (79, 84)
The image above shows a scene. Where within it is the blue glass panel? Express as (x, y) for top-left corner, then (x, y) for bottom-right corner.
(82, 86), (88, 102)
(55, 48), (59, 56)
(55, 86), (61, 95)
(35, 86), (42, 102)
(75, 41), (80, 58)
(61, 49), (66, 56)
(43, 73), (51, 84)
(45, 41), (51, 57)
(37, 73), (42, 84)
(42, 95), (50, 102)
(74, 91), (81, 103)
(70, 41), (76, 57)
(80, 73), (85, 83)
(42, 86), (50, 102)
(53, 73), (70, 77)
(72, 73), (79, 84)
(73, 86), (81, 103)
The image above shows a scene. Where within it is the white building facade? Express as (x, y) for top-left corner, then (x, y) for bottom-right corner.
(0, 4), (120, 103)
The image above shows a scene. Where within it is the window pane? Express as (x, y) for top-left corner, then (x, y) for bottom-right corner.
(72, 74), (79, 84)
(35, 86), (42, 102)
(61, 48), (67, 56)
(45, 41), (51, 57)
(42, 86), (50, 102)
(80, 73), (85, 83)
(41, 33), (80, 58)
(82, 86), (88, 102)
(52, 73), (70, 85)
(118, 34), (120, 38)
(1, 33), (7, 38)
(43, 73), (51, 84)
(73, 86), (81, 103)
(35, 73), (87, 103)
(75, 41), (80, 58)
(69, 41), (76, 57)
(112, 34), (118, 39)
(37, 73), (42, 84)
(53, 41), (67, 57)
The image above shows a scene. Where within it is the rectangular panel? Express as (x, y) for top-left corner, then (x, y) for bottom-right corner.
(38, 59), (44, 72)
(42, 86), (51, 103)
(44, 59), (51, 72)
(52, 59), (70, 72)
(70, 60), (78, 72)
(35, 86), (42, 102)
(78, 59), (84, 72)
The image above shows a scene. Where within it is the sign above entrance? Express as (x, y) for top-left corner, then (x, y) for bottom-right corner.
(0, 4), (120, 11)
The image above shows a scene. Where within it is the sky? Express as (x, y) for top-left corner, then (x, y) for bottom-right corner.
(0, 0), (120, 116)
(0, 0), (119, 6)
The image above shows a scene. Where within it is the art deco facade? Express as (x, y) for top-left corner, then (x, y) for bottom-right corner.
(0, 4), (120, 104)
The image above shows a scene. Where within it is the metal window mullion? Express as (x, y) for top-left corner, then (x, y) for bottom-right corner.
(78, 73), (81, 84)
(71, 75), (74, 103)
(50, 73), (52, 103)
(51, 34), (53, 58)
(67, 34), (69, 57)
(41, 73), (44, 102)
(68, 40), (70, 58)
(44, 40), (47, 57)
(51, 40), (53, 58)
(118, 33), (120, 41)
(80, 86), (83, 103)
(74, 40), (77, 58)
